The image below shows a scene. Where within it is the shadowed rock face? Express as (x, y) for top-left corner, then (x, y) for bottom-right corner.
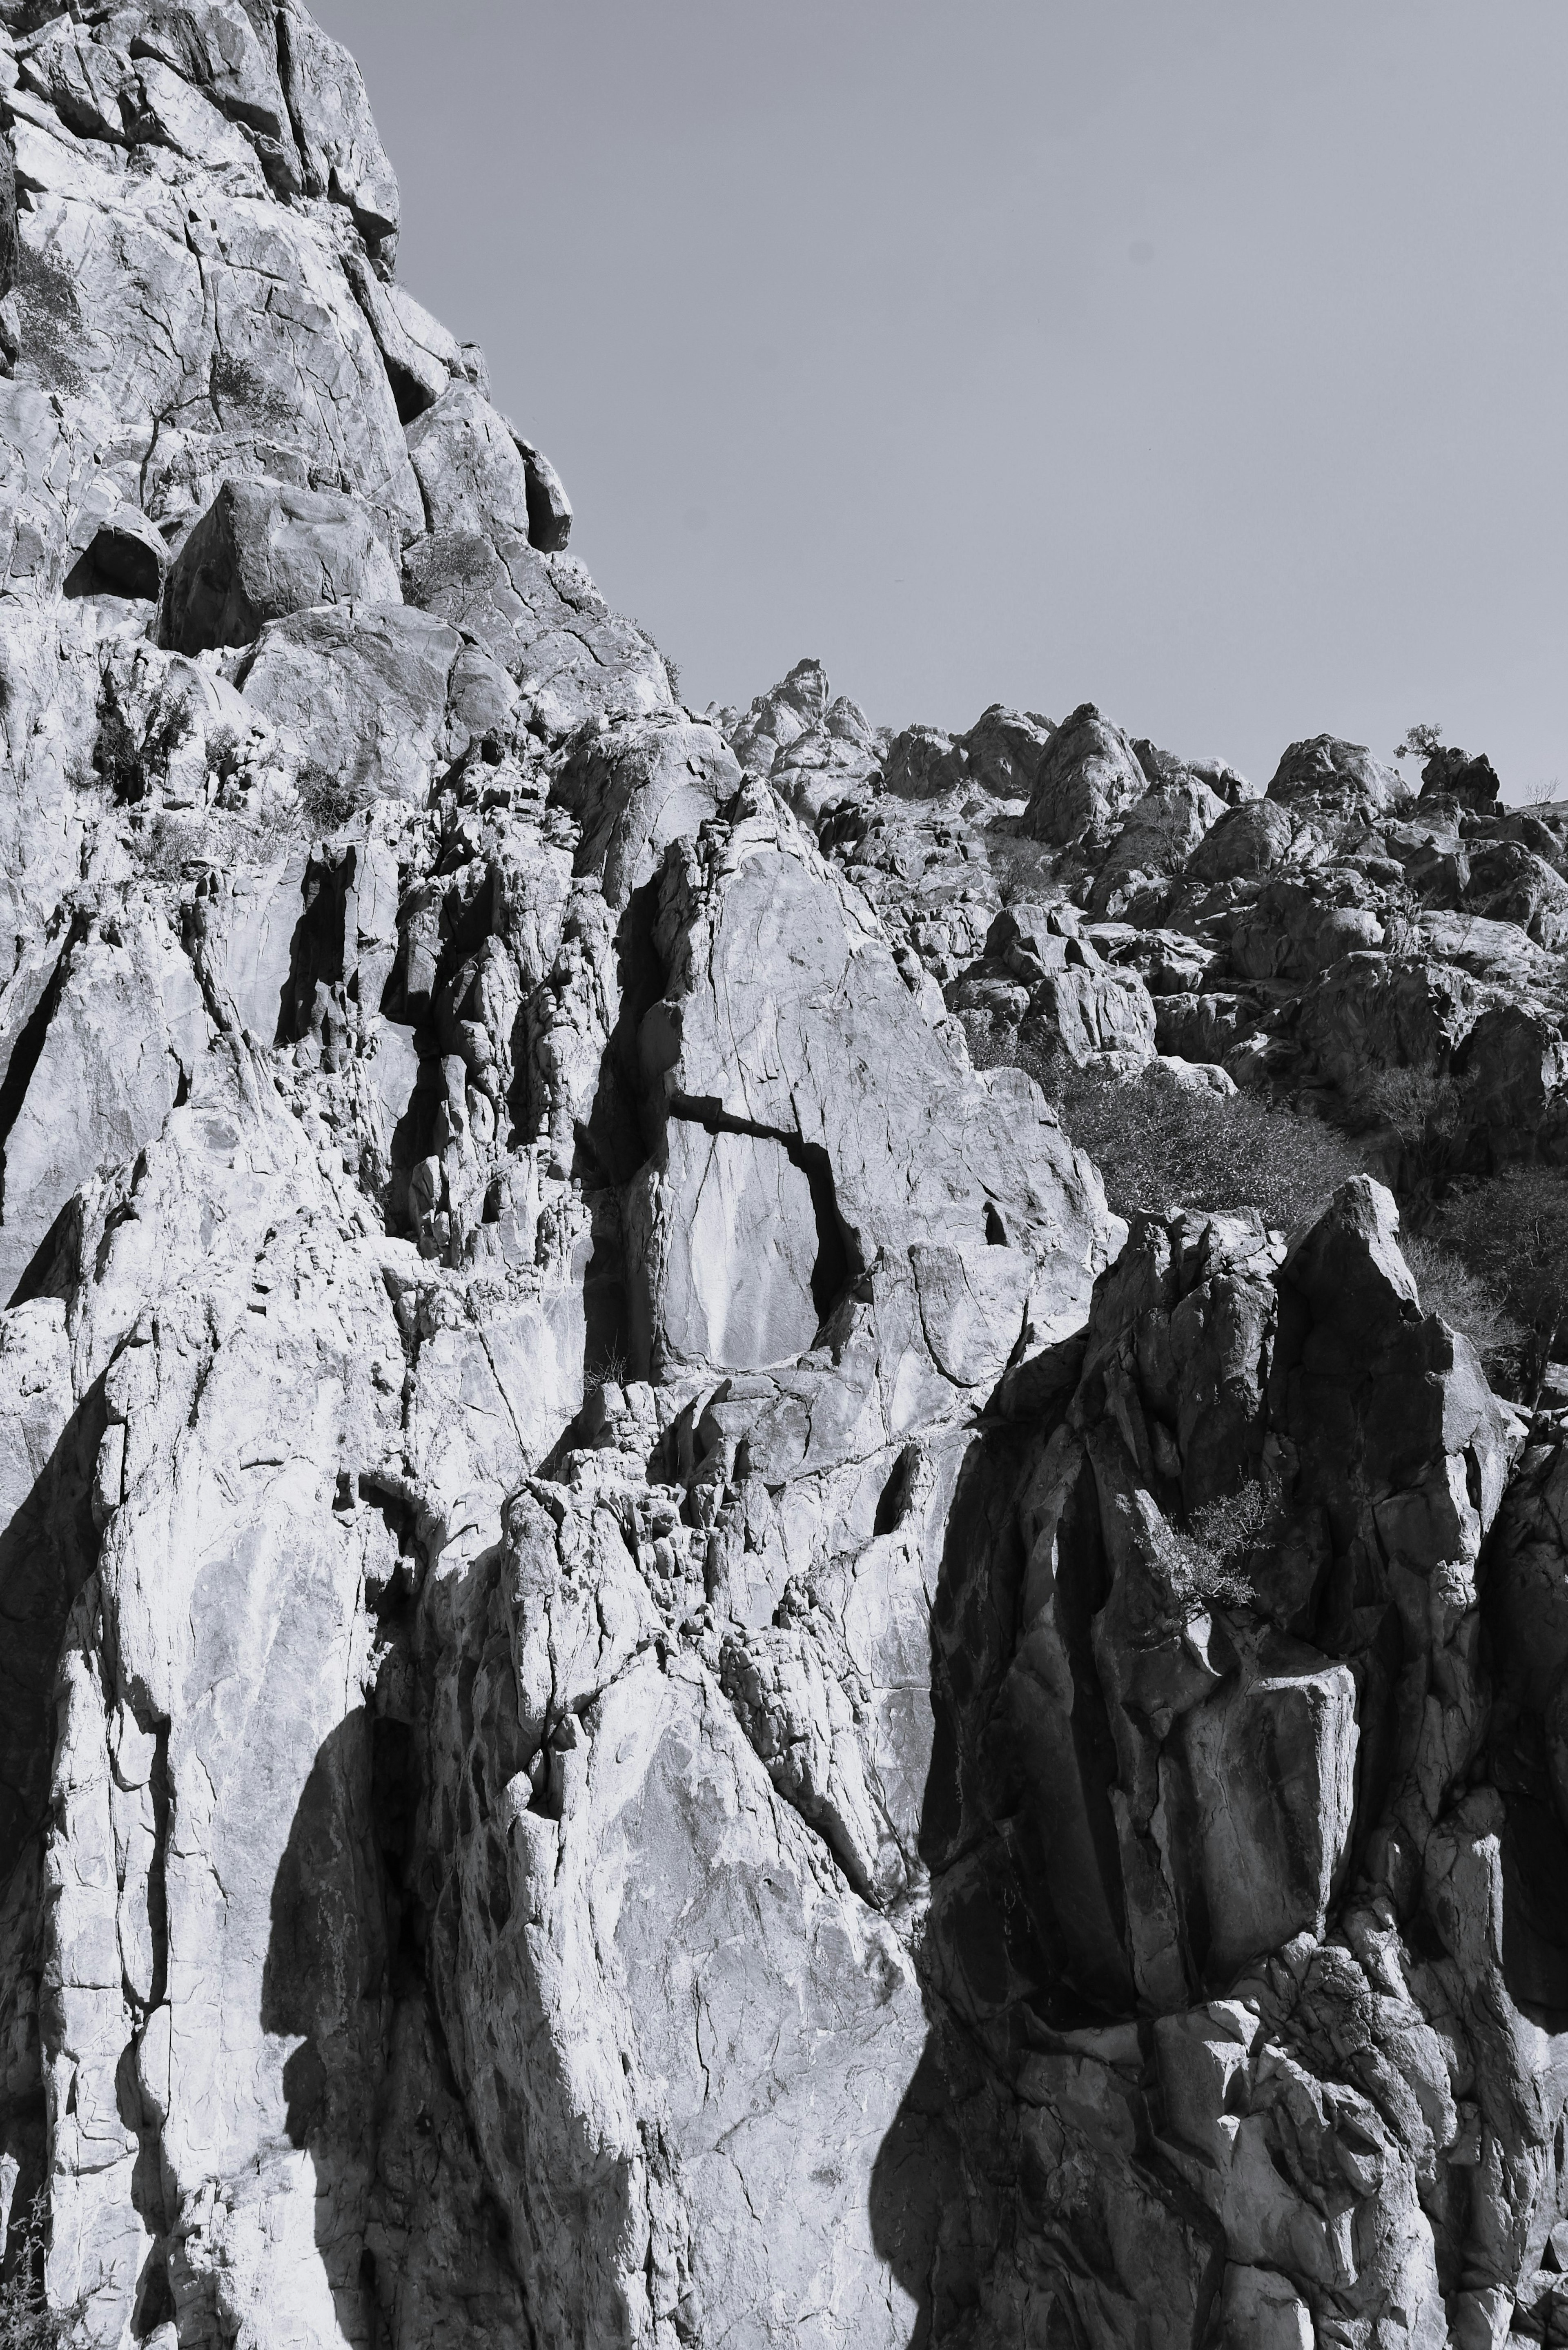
(2, 11), (1568, 2350)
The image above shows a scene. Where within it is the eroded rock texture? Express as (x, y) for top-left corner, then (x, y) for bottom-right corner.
(1, 10), (1567, 2350)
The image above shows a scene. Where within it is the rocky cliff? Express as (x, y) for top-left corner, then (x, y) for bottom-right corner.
(0, 11), (1566, 2350)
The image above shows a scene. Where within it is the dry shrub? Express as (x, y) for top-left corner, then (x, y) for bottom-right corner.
(1426, 1167), (1568, 1382)
(0, 2192), (86, 2348)
(128, 809), (207, 879)
(1158, 1473), (1282, 1615)
(986, 835), (1054, 905)
(1345, 1066), (1463, 1146)
(1025, 1055), (1363, 1232)
(1401, 1234), (1523, 1372)
(91, 678), (193, 805)
(296, 763), (374, 835)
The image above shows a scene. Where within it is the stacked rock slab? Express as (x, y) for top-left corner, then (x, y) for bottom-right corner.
(4, 11), (1568, 2350)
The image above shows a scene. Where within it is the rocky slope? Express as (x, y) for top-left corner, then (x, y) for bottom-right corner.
(0, 11), (1566, 2350)
(738, 664), (1568, 1161)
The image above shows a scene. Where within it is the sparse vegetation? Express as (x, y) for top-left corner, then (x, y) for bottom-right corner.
(1337, 1065), (1468, 1195)
(1158, 1472), (1283, 1614)
(1394, 721), (1446, 763)
(0, 2192), (86, 2348)
(1401, 1234), (1523, 1371)
(296, 763), (374, 835)
(630, 624), (681, 705)
(1344, 1067), (1462, 1146)
(1425, 1167), (1568, 1391)
(990, 1041), (1363, 1231)
(968, 1014), (1552, 1389)
(985, 835), (1052, 905)
(128, 809), (208, 879)
(91, 680), (193, 805)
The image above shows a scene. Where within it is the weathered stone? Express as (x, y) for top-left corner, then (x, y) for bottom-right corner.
(238, 600), (464, 802)
(163, 478), (401, 652)
(405, 379), (534, 544)
(1184, 794), (1296, 884)
(403, 527), (672, 738)
(1087, 773), (1227, 918)
(1420, 742), (1502, 813)
(1266, 733), (1409, 816)
(277, 0), (399, 241)
(626, 786), (1110, 1381)
(1021, 701), (1148, 846)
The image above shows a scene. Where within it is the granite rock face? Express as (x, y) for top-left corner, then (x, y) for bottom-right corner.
(2, 11), (1568, 2350)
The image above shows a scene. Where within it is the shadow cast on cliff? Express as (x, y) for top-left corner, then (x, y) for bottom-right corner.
(868, 1417), (1054, 2348)
(260, 1704), (412, 2349)
(0, 1367), (108, 2275)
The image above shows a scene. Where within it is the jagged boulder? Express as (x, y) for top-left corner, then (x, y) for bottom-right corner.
(880, 704), (1056, 806)
(237, 602), (467, 803)
(624, 788), (1109, 1379)
(403, 529), (672, 738)
(1183, 794), (1296, 885)
(1020, 702), (1149, 847)
(948, 901), (1159, 1072)
(880, 719), (956, 799)
(163, 478), (401, 652)
(405, 379), (534, 544)
(1266, 733), (1410, 818)
(1420, 743), (1503, 814)
(890, 1178), (1528, 2345)
(720, 659), (884, 819)
(1132, 732), (1256, 808)
(1085, 773), (1228, 918)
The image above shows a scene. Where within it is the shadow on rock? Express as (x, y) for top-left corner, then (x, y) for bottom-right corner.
(0, 1365), (106, 2266)
(260, 1705), (403, 2346)
(869, 1421), (1045, 2347)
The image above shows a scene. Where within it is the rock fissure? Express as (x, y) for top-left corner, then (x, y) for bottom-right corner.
(665, 1085), (860, 1325)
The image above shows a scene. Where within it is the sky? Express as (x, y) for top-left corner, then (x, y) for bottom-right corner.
(319, 1), (1568, 802)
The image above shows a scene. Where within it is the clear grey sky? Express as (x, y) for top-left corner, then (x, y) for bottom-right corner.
(320, 1), (1568, 800)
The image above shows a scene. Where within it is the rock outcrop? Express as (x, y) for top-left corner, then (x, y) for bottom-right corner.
(3, 11), (1568, 2350)
(765, 666), (1568, 1157)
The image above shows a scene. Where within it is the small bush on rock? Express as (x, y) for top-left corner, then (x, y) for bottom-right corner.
(296, 763), (374, 835)
(91, 677), (193, 805)
(1344, 1067), (1463, 1145)
(1401, 1234), (1523, 1374)
(128, 809), (206, 879)
(1158, 1473), (1283, 1615)
(987, 836), (1054, 905)
(0, 2193), (86, 2348)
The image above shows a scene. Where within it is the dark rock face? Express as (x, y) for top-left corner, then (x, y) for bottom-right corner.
(2, 8), (1568, 2350)
(886, 1178), (1535, 2346)
(1421, 744), (1503, 815)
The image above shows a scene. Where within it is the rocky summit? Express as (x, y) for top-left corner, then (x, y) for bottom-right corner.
(1, 12), (1567, 2350)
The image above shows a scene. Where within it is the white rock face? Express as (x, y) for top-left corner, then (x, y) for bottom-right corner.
(4, 10), (1568, 2350)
